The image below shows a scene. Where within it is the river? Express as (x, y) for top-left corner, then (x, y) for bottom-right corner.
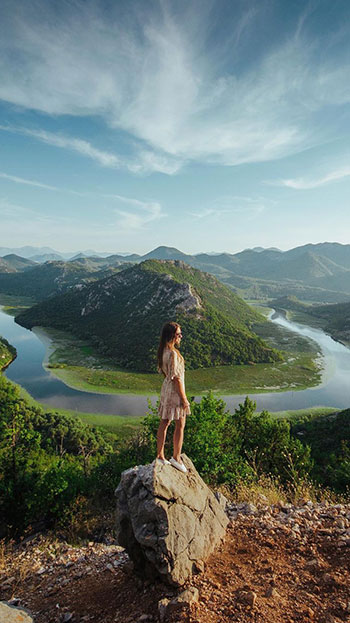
(1, 306), (349, 415)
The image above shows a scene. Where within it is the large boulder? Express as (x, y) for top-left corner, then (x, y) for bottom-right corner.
(115, 454), (229, 586)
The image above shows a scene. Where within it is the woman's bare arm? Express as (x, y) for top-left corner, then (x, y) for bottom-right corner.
(173, 377), (189, 406)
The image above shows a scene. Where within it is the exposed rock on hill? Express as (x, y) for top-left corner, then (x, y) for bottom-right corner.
(16, 259), (281, 371)
(0, 601), (33, 622)
(115, 455), (228, 586)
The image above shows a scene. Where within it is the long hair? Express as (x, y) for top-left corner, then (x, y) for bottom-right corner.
(157, 321), (182, 374)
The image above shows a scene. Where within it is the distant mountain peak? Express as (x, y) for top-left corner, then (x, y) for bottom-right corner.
(247, 246), (282, 253)
(141, 246), (190, 261)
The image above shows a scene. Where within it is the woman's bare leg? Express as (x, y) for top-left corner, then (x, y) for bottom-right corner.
(157, 419), (171, 459)
(173, 417), (186, 462)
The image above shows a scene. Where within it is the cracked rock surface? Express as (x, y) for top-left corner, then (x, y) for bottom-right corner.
(115, 455), (228, 586)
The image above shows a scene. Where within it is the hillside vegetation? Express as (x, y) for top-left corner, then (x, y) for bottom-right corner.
(0, 335), (16, 369)
(0, 259), (128, 300)
(0, 373), (348, 538)
(16, 260), (281, 371)
(308, 301), (350, 345)
(269, 295), (350, 346)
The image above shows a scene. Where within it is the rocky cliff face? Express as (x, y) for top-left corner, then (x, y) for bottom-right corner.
(79, 269), (203, 319)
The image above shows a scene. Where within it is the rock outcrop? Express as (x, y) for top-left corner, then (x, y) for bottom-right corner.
(115, 455), (229, 586)
(0, 601), (33, 623)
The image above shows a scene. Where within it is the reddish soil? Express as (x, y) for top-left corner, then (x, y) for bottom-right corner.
(1, 511), (349, 623)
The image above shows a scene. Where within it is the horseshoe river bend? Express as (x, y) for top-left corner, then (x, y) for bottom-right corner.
(1, 305), (349, 416)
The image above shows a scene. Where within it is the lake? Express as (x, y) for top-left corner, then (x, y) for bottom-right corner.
(1, 306), (350, 415)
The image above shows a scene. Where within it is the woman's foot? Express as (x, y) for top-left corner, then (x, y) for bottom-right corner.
(156, 457), (171, 465)
(169, 457), (187, 473)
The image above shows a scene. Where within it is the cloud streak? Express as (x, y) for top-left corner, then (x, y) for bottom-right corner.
(190, 196), (268, 221)
(0, 168), (164, 229)
(0, 171), (60, 191)
(105, 193), (164, 230)
(0, 124), (181, 175)
(0, 124), (122, 169)
(0, 193), (164, 247)
(275, 167), (350, 190)
(0, 1), (349, 173)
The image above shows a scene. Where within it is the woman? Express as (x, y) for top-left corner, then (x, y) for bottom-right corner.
(156, 321), (191, 473)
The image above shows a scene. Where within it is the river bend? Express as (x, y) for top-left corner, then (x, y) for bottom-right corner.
(1, 307), (349, 415)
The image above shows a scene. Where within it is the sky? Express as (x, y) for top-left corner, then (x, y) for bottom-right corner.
(0, 0), (350, 255)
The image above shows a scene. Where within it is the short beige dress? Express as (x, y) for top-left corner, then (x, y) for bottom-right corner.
(158, 348), (191, 420)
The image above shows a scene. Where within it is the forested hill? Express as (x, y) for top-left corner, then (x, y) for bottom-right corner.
(16, 260), (281, 371)
(0, 259), (130, 300)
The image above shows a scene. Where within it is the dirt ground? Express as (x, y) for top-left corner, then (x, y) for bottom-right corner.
(1, 508), (349, 623)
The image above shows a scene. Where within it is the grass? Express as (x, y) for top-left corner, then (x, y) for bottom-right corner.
(265, 406), (338, 420)
(47, 353), (323, 395)
(41, 406), (145, 438)
(40, 318), (323, 395)
(230, 470), (349, 506)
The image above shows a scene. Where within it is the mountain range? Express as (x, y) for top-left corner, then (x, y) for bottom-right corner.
(2, 242), (350, 303)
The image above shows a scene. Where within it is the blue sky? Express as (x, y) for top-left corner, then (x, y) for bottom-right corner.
(0, 0), (349, 255)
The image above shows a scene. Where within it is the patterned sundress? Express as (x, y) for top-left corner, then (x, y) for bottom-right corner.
(158, 348), (191, 420)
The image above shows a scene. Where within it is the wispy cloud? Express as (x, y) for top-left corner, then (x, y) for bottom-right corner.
(0, 191), (164, 248)
(190, 196), (268, 220)
(105, 193), (164, 230)
(0, 124), (122, 169)
(271, 166), (350, 190)
(0, 168), (164, 229)
(0, 171), (60, 191)
(24, 128), (121, 168)
(0, 124), (181, 175)
(0, 1), (349, 173)
(0, 172), (165, 231)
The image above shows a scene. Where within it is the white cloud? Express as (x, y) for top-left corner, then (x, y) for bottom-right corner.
(23, 128), (121, 168)
(0, 124), (181, 175)
(0, 1), (349, 172)
(0, 171), (60, 191)
(275, 166), (350, 189)
(0, 124), (122, 169)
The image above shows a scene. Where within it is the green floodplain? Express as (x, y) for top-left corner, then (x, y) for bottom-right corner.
(41, 306), (324, 396)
